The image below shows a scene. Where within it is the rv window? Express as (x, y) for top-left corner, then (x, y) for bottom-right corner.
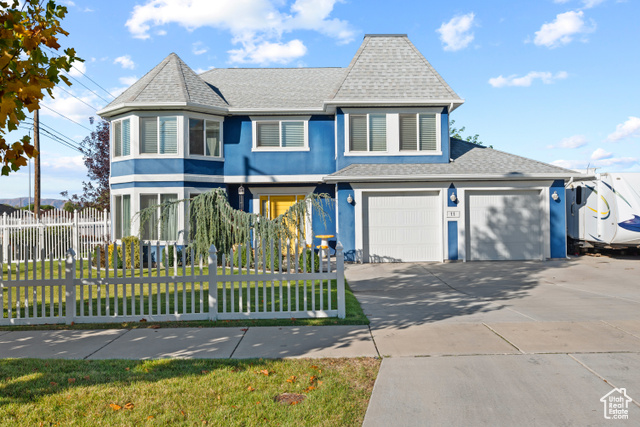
(576, 186), (583, 205)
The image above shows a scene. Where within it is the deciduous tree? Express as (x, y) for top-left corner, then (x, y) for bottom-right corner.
(0, 0), (80, 175)
(62, 118), (110, 210)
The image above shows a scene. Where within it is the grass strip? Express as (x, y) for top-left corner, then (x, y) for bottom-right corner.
(0, 357), (380, 426)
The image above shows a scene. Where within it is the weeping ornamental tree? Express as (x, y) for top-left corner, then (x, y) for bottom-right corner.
(137, 188), (333, 259)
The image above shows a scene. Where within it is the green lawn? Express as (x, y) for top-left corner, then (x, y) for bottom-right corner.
(0, 357), (380, 426)
(1, 260), (368, 330)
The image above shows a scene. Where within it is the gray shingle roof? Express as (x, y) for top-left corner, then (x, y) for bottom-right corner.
(326, 139), (578, 181)
(104, 53), (228, 111)
(199, 68), (346, 110)
(331, 35), (461, 101)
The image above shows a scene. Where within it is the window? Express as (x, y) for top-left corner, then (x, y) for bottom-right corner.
(400, 113), (437, 151)
(253, 119), (307, 149)
(189, 118), (221, 157)
(113, 119), (130, 157)
(114, 195), (131, 239)
(140, 117), (178, 154)
(139, 193), (179, 241)
(349, 114), (386, 152)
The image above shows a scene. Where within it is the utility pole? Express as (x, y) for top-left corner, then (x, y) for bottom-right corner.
(34, 109), (41, 218)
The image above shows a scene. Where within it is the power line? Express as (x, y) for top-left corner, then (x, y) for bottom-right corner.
(39, 104), (93, 132)
(18, 124), (83, 154)
(43, 46), (116, 100)
(55, 85), (99, 112)
(24, 117), (84, 149)
(61, 71), (113, 104)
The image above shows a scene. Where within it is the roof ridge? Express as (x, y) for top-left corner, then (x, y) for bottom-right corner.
(175, 56), (191, 102)
(127, 56), (172, 103)
(403, 37), (459, 100)
(327, 36), (371, 100)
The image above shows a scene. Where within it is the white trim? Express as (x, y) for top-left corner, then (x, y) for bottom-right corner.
(324, 173), (578, 183)
(251, 116), (310, 152)
(224, 174), (325, 183)
(137, 114), (181, 157)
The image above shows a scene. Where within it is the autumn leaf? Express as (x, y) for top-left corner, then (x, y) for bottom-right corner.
(110, 404), (122, 411)
(49, 382), (57, 386)
(259, 369), (269, 376)
(304, 386), (316, 393)
(67, 378), (75, 383)
(147, 415), (154, 420)
(201, 370), (209, 374)
(286, 376), (297, 383)
(124, 402), (134, 410)
(247, 386), (255, 392)
(309, 375), (317, 383)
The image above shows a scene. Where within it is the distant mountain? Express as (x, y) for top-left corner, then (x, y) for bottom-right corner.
(0, 198), (66, 209)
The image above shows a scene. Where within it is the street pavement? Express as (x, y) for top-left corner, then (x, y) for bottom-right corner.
(345, 255), (640, 426)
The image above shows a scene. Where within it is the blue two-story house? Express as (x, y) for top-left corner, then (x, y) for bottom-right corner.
(98, 34), (577, 263)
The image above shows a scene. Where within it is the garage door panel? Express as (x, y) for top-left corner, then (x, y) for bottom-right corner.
(468, 191), (543, 261)
(365, 192), (441, 262)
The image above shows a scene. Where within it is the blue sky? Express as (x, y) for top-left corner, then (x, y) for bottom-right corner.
(2, 0), (639, 201)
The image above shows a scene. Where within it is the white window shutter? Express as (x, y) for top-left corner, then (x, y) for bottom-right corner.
(350, 115), (367, 151)
(281, 121), (304, 147)
(419, 114), (437, 151)
(369, 114), (386, 152)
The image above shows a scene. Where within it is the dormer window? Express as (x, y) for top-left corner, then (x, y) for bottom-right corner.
(251, 117), (309, 151)
(400, 113), (437, 151)
(113, 118), (130, 158)
(140, 116), (178, 154)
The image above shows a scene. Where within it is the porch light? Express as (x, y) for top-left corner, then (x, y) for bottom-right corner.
(347, 194), (354, 204)
(449, 193), (457, 203)
(552, 191), (559, 201)
(238, 185), (245, 211)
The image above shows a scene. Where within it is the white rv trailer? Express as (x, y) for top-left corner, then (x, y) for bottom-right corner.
(566, 173), (640, 248)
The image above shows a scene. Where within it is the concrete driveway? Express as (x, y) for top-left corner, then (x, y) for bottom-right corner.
(346, 256), (640, 426)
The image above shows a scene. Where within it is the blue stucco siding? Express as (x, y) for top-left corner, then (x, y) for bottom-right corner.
(222, 115), (336, 177)
(550, 179), (567, 258)
(336, 182), (356, 261)
(447, 221), (458, 260)
(335, 108), (451, 170)
(111, 159), (224, 177)
(311, 183), (337, 249)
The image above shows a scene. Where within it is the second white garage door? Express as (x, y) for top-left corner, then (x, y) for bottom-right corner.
(364, 192), (441, 262)
(467, 190), (543, 260)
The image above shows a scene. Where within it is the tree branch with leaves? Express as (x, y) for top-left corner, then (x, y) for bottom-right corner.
(0, 0), (81, 175)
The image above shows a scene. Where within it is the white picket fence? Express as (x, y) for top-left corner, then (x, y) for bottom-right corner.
(0, 239), (346, 325)
(0, 209), (109, 264)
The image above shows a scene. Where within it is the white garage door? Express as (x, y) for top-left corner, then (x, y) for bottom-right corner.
(467, 191), (543, 260)
(364, 192), (441, 262)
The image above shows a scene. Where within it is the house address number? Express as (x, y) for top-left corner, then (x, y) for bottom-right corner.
(447, 211), (460, 218)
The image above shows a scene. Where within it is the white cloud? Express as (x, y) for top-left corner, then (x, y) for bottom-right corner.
(552, 156), (638, 171)
(41, 87), (101, 123)
(67, 61), (86, 78)
(548, 135), (588, 149)
(119, 76), (139, 86)
(125, 0), (355, 65)
(551, 159), (586, 171)
(595, 156), (638, 168)
(553, 0), (571, 3)
(534, 11), (595, 48)
(488, 71), (568, 87)
(114, 55), (135, 70)
(591, 147), (612, 160)
(606, 117), (640, 142)
(229, 39), (307, 65)
(436, 13), (475, 52)
(582, 0), (606, 8)
(42, 154), (85, 171)
(194, 66), (215, 74)
(192, 42), (208, 55)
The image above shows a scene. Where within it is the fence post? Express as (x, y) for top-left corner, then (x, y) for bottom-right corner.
(1, 213), (7, 264)
(207, 244), (218, 321)
(65, 249), (77, 325)
(336, 241), (346, 319)
(103, 209), (109, 241)
(73, 209), (80, 256)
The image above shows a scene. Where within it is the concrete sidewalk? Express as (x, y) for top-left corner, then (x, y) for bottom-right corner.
(0, 325), (379, 360)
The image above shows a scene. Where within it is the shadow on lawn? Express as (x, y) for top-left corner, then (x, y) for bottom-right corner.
(346, 258), (577, 329)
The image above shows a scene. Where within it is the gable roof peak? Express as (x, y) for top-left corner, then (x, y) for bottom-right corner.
(331, 34), (463, 108)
